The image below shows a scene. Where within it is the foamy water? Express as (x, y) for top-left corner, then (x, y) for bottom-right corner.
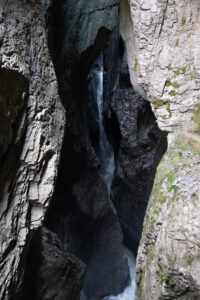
(102, 249), (136, 300)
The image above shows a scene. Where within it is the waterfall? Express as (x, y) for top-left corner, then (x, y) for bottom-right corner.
(88, 55), (136, 300)
(102, 249), (136, 300)
(88, 54), (115, 194)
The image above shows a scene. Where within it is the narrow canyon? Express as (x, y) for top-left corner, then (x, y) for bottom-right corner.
(0, 0), (200, 300)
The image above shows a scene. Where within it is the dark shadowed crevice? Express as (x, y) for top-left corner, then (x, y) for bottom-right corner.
(17, 1), (168, 299)
(44, 2), (131, 299)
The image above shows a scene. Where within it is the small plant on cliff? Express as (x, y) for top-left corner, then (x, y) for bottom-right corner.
(136, 269), (144, 296)
(134, 56), (138, 69)
(181, 15), (186, 25)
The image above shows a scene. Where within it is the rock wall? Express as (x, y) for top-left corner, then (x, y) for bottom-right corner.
(123, 0), (200, 137)
(120, 0), (200, 298)
(2, 0), (198, 299)
(0, 1), (65, 298)
(111, 51), (167, 256)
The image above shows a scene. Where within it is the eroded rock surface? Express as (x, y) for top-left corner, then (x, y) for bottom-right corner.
(0, 1), (65, 298)
(120, 0), (200, 298)
(123, 0), (200, 135)
(136, 135), (200, 300)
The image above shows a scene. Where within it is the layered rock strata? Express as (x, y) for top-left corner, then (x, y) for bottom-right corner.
(0, 1), (65, 298)
(1, 0), (194, 299)
(120, 0), (200, 298)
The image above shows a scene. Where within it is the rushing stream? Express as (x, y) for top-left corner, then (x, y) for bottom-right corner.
(88, 54), (136, 300)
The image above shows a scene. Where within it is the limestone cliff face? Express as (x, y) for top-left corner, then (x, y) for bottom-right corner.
(1, 0), (199, 299)
(0, 1), (65, 298)
(120, 0), (200, 298)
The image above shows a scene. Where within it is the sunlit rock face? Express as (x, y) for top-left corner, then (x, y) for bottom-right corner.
(0, 1), (65, 299)
(120, 0), (200, 299)
(122, 0), (200, 138)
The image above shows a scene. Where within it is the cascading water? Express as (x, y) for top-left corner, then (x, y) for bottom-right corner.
(103, 249), (136, 300)
(88, 54), (115, 194)
(88, 54), (136, 300)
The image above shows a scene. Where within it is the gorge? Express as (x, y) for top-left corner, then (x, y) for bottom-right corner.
(0, 0), (200, 300)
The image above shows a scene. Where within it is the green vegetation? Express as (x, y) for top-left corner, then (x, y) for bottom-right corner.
(173, 67), (186, 77)
(182, 15), (186, 25)
(157, 267), (176, 291)
(157, 161), (167, 172)
(146, 246), (151, 255)
(191, 74), (196, 80)
(166, 80), (172, 87)
(176, 140), (200, 155)
(181, 66), (187, 73)
(146, 245), (155, 270)
(153, 206), (159, 214)
(165, 79), (180, 89)
(172, 82), (180, 88)
(157, 267), (168, 283)
(136, 270), (144, 296)
(172, 152), (181, 163)
(169, 91), (176, 96)
(152, 98), (166, 109)
(152, 98), (172, 118)
(192, 102), (200, 134)
(134, 56), (138, 69)
(152, 159), (178, 208)
(169, 279), (175, 286)
(175, 39), (179, 46)
(166, 102), (172, 118)
(162, 173), (176, 185)
(174, 69), (180, 76)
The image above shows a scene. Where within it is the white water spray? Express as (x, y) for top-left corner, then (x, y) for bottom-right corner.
(89, 55), (115, 194)
(102, 249), (136, 300)
(88, 55), (136, 300)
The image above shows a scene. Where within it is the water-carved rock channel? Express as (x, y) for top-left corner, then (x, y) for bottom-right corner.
(88, 55), (136, 300)
(17, 1), (167, 300)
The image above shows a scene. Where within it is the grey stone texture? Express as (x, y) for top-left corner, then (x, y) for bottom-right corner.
(0, 1), (65, 298)
(120, 0), (200, 298)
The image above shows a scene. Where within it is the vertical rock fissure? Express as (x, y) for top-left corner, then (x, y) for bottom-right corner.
(20, 1), (168, 299)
